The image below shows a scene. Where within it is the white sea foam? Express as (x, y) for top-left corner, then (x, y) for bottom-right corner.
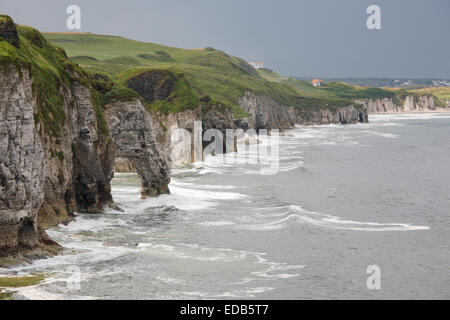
(198, 220), (236, 226)
(239, 214), (299, 231)
(161, 183), (245, 211)
(181, 287), (275, 298)
(155, 275), (185, 285)
(136, 242), (304, 286)
(362, 130), (399, 139)
(137, 242), (249, 262)
(170, 179), (237, 190)
(111, 176), (247, 212)
(237, 205), (430, 232)
(13, 287), (97, 300)
(288, 205), (430, 231)
(286, 126), (361, 147)
(370, 113), (450, 122)
(48, 215), (130, 234)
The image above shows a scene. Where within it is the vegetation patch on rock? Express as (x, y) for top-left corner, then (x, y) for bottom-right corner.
(0, 20), (97, 137)
(0, 15), (19, 48)
(120, 67), (199, 114)
(0, 274), (45, 288)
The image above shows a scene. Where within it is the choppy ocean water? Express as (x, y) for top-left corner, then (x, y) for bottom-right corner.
(2, 113), (449, 299)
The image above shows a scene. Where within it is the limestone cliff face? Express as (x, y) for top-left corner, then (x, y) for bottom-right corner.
(160, 101), (237, 164)
(160, 108), (198, 164)
(114, 158), (136, 173)
(0, 68), (44, 254)
(355, 95), (446, 113)
(0, 17), (124, 257)
(0, 67), (179, 256)
(294, 105), (368, 125)
(69, 86), (115, 214)
(354, 98), (402, 113)
(104, 99), (171, 197)
(238, 91), (368, 129)
(0, 65), (117, 255)
(0, 18), (181, 258)
(238, 91), (295, 130)
(39, 84), (116, 230)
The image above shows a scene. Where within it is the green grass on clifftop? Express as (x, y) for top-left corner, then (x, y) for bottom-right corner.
(0, 18), (109, 137)
(43, 32), (370, 116)
(41, 31), (447, 115)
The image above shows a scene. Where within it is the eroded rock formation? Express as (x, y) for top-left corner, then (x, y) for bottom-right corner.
(160, 100), (237, 164)
(0, 15), (20, 48)
(295, 105), (368, 125)
(0, 65), (116, 255)
(114, 158), (136, 173)
(104, 99), (171, 197)
(239, 91), (368, 129)
(125, 69), (175, 103)
(0, 68), (44, 254)
(238, 92), (295, 130)
(355, 95), (447, 113)
(5, 14), (444, 261)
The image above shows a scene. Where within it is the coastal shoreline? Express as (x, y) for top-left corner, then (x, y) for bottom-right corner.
(369, 110), (450, 115)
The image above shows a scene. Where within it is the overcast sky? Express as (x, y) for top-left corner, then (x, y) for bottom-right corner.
(2, 0), (449, 78)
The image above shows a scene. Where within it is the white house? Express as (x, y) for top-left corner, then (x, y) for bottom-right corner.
(312, 79), (323, 87)
(249, 62), (264, 69)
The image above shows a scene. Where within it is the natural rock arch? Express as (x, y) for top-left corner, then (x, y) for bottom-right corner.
(104, 99), (171, 198)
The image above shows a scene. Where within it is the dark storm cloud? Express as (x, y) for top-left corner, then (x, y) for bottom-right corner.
(1, 0), (449, 78)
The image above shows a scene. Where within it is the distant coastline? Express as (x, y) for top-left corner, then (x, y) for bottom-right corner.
(369, 110), (450, 115)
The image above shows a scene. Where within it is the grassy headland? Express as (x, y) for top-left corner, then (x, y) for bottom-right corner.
(43, 32), (374, 116)
(45, 32), (448, 116)
(0, 16), (108, 137)
(2, 22), (446, 119)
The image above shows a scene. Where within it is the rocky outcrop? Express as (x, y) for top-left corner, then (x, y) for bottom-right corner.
(356, 95), (447, 113)
(0, 59), (181, 258)
(238, 91), (295, 130)
(200, 97), (237, 138)
(114, 158), (136, 173)
(294, 105), (368, 125)
(70, 86), (115, 214)
(0, 68), (44, 254)
(125, 69), (175, 103)
(0, 63), (116, 256)
(0, 17), (125, 258)
(37, 84), (115, 230)
(104, 99), (171, 197)
(354, 98), (402, 113)
(238, 91), (368, 129)
(160, 100), (237, 164)
(160, 108), (199, 164)
(0, 15), (20, 48)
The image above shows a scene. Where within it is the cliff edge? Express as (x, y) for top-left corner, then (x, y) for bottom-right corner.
(0, 16), (170, 260)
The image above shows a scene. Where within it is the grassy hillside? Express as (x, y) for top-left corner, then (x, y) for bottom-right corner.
(257, 68), (285, 82)
(282, 79), (395, 99)
(41, 32), (447, 115)
(43, 32), (365, 116)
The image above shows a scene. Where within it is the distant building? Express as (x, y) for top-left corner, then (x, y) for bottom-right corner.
(312, 79), (323, 87)
(249, 62), (264, 69)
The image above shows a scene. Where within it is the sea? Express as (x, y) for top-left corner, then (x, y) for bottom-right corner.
(1, 113), (449, 299)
